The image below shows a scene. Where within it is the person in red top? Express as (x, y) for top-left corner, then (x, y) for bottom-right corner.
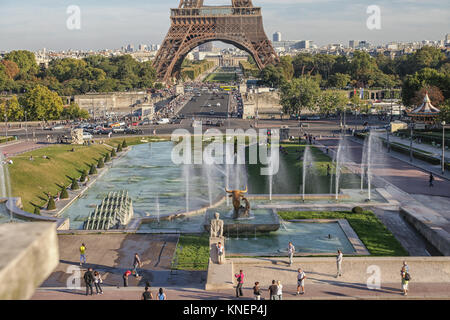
(123, 270), (132, 287)
(235, 270), (244, 298)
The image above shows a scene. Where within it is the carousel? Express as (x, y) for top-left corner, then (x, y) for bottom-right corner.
(407, 93), (441, 125)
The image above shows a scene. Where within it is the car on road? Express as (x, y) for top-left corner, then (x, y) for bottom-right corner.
(207, 103), (212, 108)
(306, 116), (321, 120)
(125, 128), (143, 135)
(216, 103), (221, 108)
(113, 127), (126, 134)
(52, 125), (65, 130)
(82, 132), (93, 140)
(157, 118), (170, 125)
(216, 121), (224, 127)
(209, 110), (215, 115)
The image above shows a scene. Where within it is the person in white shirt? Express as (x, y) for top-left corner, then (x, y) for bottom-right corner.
(296, 268), (306, 295)
(288, 242), (295, 266)
(276, 280), (283, 300)
(336, 250), (343, 278)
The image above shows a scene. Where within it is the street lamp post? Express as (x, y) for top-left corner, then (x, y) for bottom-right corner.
(25, 111), (28, 141)
(409, 124), (413, 162)
(442, 121), (446, 174)
(387, 128), (391, 153)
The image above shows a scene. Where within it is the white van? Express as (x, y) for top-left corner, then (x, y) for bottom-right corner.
(157, 118), (170, 125)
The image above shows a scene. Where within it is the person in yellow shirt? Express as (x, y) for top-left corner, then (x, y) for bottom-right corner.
(80, 243), (87, 266)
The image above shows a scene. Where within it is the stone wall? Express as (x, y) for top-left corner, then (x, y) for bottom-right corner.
(0, 223), (59, 300)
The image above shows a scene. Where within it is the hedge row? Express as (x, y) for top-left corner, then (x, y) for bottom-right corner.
(395, 130), (450, 147)
(181, 61), (215, 80)
(355, 132), (450, 170)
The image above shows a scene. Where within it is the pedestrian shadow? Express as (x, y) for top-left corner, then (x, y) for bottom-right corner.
(309, 277), (399, 294)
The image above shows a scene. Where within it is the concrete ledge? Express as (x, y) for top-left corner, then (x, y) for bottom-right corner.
(0, 223), (59, 300)
(400, 206), (450, 256)
(205, 260), (234, 291)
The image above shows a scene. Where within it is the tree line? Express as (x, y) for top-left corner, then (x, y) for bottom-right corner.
(258, 46), (450, 119)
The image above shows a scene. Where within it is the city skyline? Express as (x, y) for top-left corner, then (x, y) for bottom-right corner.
(0, 0), (449, 51)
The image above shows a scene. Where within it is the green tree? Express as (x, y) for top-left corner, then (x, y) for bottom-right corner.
(349, 51), (380, 87)
(4, 50), (38, 76)
(260, 65), (285, 88)
(318, 90), (349, 116)
(97, 158), (105, 168)
(328, 73), (351, 89)
(47, 197), (56, 210)
(122, 140), (128, 148)
(439, 100), (450, 123)
(0, 96), (24, 121)
(89, 163), (98, 175)
(20, 85), (64, 120)
(71, 178), (80, 190)
(61, 102), (89, 120)
(60, 187), (69, 200)
(280, 76), (321, 115)
(34, 207), (41, 215)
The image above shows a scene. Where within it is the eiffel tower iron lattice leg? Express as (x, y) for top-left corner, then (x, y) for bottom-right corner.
(153, 0), (279, 83)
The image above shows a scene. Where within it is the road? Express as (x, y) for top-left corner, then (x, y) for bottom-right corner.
(179, 91), (230, 119)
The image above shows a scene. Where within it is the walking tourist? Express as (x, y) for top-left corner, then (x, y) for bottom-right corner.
(93, 271), (103, 294)
(268, 280), (278, 300)
(79, 243), (87, 266)
(429, 173), (435, 187)
(235, 270), (244, 298)
(296, 268), (306, 295)
(142, 287), (153, 300)
(133, 253), (142, 277)
(276, 280), (283, 300)
(288, 242), (295, 266)
(253, 282), (261, 300)
(336, 250), (343, 277)
(157, 288), (167, 300)
(83, 268), (95, 296)
(123, 270), (132, 287)
(401, 266), (410, 296)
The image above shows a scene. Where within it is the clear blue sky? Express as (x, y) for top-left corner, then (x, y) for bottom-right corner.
(0, 0), (448, 51)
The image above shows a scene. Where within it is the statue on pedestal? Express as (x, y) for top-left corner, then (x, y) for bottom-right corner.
(225, 187), (251, 219)
(210, 212), (224, 238)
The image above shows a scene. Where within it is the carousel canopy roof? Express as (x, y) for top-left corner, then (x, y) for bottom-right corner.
(410, 93), (441, 116)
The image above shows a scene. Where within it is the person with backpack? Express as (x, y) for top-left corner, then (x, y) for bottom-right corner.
(83, 268), (95, 296)
(268, 280), (278, 300)
(253, 282), (261, 300)
(235, 270), (244, 298)
(401, 266), (410, 296)
(141, 287), (153, 300)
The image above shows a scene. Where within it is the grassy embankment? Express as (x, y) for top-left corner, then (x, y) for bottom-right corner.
(10, 136), (170, 213)
(9, 144), (111, 213)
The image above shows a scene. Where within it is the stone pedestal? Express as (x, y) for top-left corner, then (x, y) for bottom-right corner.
(210, 237), (226, 265)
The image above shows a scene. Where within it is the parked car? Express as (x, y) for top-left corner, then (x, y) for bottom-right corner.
(157, 118), (170, 125)
(52, 125), (65, 131)
(82, 132), (93, 140)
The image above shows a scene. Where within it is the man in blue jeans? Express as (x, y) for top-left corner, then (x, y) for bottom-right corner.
(235, 270), (244, 298)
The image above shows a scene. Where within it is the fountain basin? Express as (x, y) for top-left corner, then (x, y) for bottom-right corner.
(204, 208), (280, 235)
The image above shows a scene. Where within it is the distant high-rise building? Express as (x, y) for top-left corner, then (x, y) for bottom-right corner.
(349, 40), (357, 49)
(445, 33), (450, 43)
(126, 44), (134, 52)
(273, 32), (282, 42)
(199, 42), (213, 52)
(138, 44), (148, 51)
(358, 41), (370, 49)
(296, 40), (313, 49)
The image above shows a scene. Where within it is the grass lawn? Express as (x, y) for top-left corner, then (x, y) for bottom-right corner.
(246, 143), (361, 194)
(204, 72), (237, 83)
(9, 144), (112, 213)
(172, 234), (210, 271)
(278, 211), (409, 256)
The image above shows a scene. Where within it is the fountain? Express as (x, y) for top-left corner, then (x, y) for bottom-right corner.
(302, 146), (312, 201)
(156, 193), (161, 224)
(334, 136), (345, 201)
(225, 187), (250, 219)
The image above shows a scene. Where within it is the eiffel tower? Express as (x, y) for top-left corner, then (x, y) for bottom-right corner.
(154, 0), (279, 82)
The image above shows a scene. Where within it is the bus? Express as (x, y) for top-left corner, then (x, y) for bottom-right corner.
(220, 85), (238, 91)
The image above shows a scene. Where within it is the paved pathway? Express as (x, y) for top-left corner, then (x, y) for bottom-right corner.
(32, 283), (450, 300)
(388, 134), (450, 159)
(0, 140), (45, 157)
